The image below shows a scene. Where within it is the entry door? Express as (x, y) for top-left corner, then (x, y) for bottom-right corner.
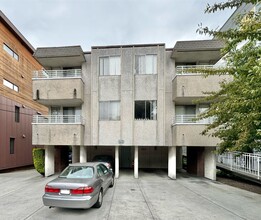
(120, 146), (132, 168)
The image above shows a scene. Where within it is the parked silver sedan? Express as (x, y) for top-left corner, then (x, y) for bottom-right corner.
(42, 162), (114, 209)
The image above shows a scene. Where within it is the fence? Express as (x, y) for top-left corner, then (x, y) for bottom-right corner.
(217, 152), (261, 180)
(32, 115), (84, 124)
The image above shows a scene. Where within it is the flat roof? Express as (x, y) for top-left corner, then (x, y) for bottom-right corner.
(34, 46), (84, 58)
(0, 10), (35, 53)
(92, 43), (165, 49)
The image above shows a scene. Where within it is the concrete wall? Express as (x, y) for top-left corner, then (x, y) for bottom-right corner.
(81, 45), (174, 147)
(32, 78), (84, 106)
(173, 124), (219, 147)
(172, 75), (231, 102)
(32, 124), (84, 146)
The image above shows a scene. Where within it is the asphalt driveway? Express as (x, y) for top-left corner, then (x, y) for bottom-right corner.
(0, 168), (260, 220)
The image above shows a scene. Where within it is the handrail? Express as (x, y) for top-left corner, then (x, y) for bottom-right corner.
(173, 114), (214, 124)
(32, 115), (84, 124)
(32, 69), (82, 79)
(217, 151), (261, 180)
(175, 65), (214, 75)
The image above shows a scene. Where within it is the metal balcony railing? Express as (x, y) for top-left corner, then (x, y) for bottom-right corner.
(175, 65), (214, 75)
(32, 69), (82, 79)
(217, 152), (261, 180)
(173, 114), (214, 125)
(32, 115), (84, 124)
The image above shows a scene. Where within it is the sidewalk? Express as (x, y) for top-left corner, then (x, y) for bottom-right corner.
(0, 169), (260, 220)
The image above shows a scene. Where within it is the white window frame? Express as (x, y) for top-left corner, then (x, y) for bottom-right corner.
(99, 101), (121, 121)
(3, 44), (19, 61)
(99, 56), (121, 76)
(3, 79), (19, 92)
(135, 54), (157, 75)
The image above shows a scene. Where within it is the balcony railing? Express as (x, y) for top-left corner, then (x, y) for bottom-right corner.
(175, 65), (214, 75)
(32, 115), (84, 124)
(173, 114), (214, 125)
(33, 69), (82, 79)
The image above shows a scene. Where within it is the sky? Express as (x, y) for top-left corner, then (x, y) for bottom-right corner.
(1, 0), (234, 51)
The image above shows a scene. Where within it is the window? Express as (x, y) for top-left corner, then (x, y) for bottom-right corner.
(3, 79), (19, 92)
(99, 101), (120, 120)
(100, 56), (121, 75)
(15, 106), (20, 122)
(135, 101), (157, 120)
(3, 44), (19, 61)
(10, 138), (15, 154)
(135, 55), (157, 74)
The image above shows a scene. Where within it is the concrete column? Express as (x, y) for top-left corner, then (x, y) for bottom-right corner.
(72, 146), (80, 163)
(115, 146), (119, 178)
(134, 146), (138, 178)
(45, 145), (55, 177)
(80, 146), (87, 163)
(204, 147), (216, 180)
(168, 146), (176, 179)
(176, 146), (183, 171)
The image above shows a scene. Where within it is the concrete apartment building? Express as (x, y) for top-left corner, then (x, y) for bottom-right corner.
(32, 40), (229, 180)
(0, 11), (47, 170)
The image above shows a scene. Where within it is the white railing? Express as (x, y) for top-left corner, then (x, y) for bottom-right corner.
(175, 65), (214, 75)
(32, 115), (84, 124)
(32, 69), (82, 79)
(217, 152), (261, 180)
(173, 114), (214, 124)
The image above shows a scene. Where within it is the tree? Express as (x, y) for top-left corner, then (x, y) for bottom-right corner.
(194, 0), (261, 153)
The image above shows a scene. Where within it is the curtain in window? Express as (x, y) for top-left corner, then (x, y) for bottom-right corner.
(146, 55), (157, 74)
(110, 57), (121, 75)
(99, 101), (120, 120)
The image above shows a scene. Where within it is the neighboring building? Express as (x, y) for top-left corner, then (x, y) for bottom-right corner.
(32, 40), (229, 180)
(0, 11), (47, 170)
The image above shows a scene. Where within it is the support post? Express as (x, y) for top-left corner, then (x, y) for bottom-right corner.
(72, 146), (80, 163)
(176, 146), (183, 171)
(168, 146), (176, 179)
(115, 146), (119, 178)
(134, 146), (138, 178)
(45, 145), (55, 177)
(80, 146), (87, 163)
(204, 147), (216, 180)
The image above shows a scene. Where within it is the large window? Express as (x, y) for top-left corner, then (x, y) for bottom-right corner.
(3, 79), (19, 92)
(100, 56), (121, 76)
(135, 55), (157, 74)
(15, 106), (20, 122)
(10, 138), (15, 154)
(135, 101), (157, 120)
(99, 101), (120, 120)
(3, 44), (19, 61)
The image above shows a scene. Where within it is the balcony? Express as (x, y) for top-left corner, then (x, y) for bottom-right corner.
(32, 69), (84, 106)
(172, 65), (231, 104)
(32, 115), (85, 146)
(172, 114), (219, 147)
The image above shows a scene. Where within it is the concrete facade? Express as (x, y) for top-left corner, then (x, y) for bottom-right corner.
(32, 42), (228, 180)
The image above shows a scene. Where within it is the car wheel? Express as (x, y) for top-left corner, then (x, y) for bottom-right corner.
(109, 177), (114, 188)
(93, 190), (103, 208)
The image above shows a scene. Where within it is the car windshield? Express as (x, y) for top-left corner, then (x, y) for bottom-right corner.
(59, 166), (94, 179)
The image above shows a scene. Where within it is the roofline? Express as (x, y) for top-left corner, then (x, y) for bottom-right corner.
(175, 39), (222, 44)
(0, 10), (35, 53)
(36, 45), (82, 49)
(92, 43), (165, 49)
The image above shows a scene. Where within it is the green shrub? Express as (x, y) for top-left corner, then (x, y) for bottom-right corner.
(33, 148), (45, 175)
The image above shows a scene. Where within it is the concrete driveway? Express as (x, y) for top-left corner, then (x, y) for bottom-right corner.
(0, 168), (260, 220)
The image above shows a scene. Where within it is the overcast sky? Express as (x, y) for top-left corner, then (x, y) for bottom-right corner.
(1, 0), (234, 51)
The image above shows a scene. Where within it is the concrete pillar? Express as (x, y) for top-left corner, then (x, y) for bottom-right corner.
(176, 146), (183, 171)
(134, 146), (138, 178)
(45, 145), (55, 177)
(204, 147), (216, 180)
(168, 146), (176, 179)
(80, 146), (87, 163)
(115, 146), (119, 178)
(72, 146), (80, 163)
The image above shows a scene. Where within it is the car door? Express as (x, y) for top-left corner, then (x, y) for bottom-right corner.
(97, 165), (107, 190)
(99, 164), (111, 189)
